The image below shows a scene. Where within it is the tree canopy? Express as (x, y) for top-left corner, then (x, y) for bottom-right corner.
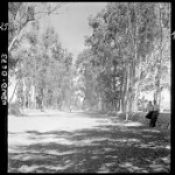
(9, 2), (170, 115)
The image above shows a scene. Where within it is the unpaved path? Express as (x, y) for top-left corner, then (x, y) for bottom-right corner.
(8, 111), (170, 173)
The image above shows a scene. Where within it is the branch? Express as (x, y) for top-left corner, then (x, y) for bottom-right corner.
(8, 20), (34, 52)
(8, 3), (63, 53)
(35, 3), (62, 16)
(34, 11), (63, 16)
(49, 3), (62, 14)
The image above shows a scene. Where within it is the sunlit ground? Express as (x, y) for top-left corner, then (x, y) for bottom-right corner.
(8, 110), (170, 173)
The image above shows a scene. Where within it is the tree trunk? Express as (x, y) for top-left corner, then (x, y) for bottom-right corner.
(126, 3), (140, 114)
(131, 59), (136, 113)
(125, 64), (132, 120)
(119, 64), (127, 113)
(8, 20), (32, 52)
(9, 79), (19, 104)
(154, 4), (163, 107)
(132, 5), (139, 112)
(40, 88), (44, 111)
(98, 96), (103, 111)
(117, 98), (120, 111)
(134, 58), (141, 112)
(27, 93), (29, 109)
(120, 85), (126, 113)
(133, 57), (141, 113)
(34, 85), (36, 109)
(34, 57), (37, 109)
(126, 3), (135, 117)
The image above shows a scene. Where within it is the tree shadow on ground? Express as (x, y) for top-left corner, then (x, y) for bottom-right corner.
(8, 113), (170, 173)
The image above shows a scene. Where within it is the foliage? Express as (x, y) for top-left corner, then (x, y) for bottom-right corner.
(10, 19), (73, 110)
(9, 2), (170, 113)
(76, 2), (170, 113)
(8, 102), (22, 116)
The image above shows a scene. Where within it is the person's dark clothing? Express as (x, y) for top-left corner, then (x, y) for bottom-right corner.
(149, 111), (158, 127)
(145, 102), (154, 119)
(146, 111), (153, 119)
(149, 104), (159, 127)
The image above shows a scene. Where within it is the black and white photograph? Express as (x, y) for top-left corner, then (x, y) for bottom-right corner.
(8, 2), (171, 173)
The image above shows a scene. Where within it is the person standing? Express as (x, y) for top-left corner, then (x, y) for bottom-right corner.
(150, 100), (159, 127)
(145, 101), (154, 123)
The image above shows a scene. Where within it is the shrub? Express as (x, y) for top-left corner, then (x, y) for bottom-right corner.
(8, 102), (22, 116)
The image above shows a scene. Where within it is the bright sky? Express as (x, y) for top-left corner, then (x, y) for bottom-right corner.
(41, 2), (107, 59)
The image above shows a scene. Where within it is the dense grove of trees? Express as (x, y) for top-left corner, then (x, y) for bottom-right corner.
(10, 23), (73, 110)
(8, 2), (170, 115)
(75, 2), (170, 115)
(8, 2), (74, 111)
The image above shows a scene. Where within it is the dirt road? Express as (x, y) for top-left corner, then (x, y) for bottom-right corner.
(8, 110), (170, 173)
